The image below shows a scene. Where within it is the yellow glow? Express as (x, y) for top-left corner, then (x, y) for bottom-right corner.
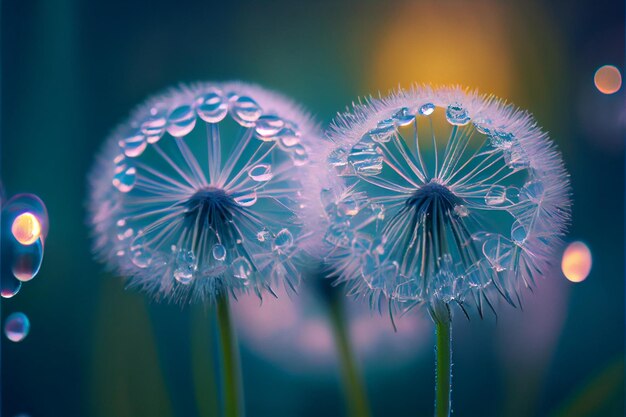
(11, 212), (42, 246)
(594, 65), (622, 94)
(561, 241), (592, 283)
(367, 0), (516, 97)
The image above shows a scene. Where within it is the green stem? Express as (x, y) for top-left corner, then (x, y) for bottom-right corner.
(216, 292), (244, 417)
(327, 293), (372, 417)
(435, 319), (452, 417)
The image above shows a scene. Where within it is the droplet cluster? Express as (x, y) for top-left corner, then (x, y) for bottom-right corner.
(324, 86), (571, 315)
(89, 82), (319, 302)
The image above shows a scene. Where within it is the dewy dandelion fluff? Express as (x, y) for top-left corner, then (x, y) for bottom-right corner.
(88, 81), (322, 417)
(89, 82), (319, 304)
(324, 85), (571, 417)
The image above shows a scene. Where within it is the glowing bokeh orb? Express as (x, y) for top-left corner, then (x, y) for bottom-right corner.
(594, 65), (622, 94)
(561, 241), (592, 283)
(11, 212), (42, 246)
(4, 312), (30, 342)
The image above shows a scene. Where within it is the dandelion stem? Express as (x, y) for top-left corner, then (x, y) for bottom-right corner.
(216, 291), (244, 417)
(327, 290), (372, 417)
(434, 318), (452, 417)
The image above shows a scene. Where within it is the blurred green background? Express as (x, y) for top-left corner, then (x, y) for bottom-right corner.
(1, 0), (624, 416)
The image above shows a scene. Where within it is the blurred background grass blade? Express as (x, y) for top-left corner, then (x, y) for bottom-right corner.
(149, 301), (201, 417)
(191, 305), (220, 417)
(550, 356), (624, 417)
(91, 278), (173, 417)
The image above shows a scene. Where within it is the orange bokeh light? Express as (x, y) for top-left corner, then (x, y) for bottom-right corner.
(594, 65), (622, 94)
(11, 212), (42, 246)
(561, 241), (592, 283)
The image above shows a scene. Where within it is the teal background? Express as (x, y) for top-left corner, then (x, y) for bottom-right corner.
(1, 0), (624, 416)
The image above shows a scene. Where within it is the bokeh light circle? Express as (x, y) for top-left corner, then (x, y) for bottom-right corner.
(11, 212), (42, 246)
(561, 241), (592, 283)
(4, 312), (30, 342)
(594, 65), (622, 94)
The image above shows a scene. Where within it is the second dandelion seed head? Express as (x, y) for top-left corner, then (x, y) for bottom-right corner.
(323, 86), (571, 321)
(89, 82), (322, 303)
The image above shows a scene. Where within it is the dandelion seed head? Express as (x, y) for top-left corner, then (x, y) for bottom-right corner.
(324, 85), (571, 319)
(89, 82), (322, 303)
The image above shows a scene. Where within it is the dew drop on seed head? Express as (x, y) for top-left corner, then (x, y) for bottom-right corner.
(112, 158), (136, 193)
(4, 312), (30, 342)
(391, 107), (416, 126)
(272, 229), (294, 252)
(121, 132), (147, 158)
(255, 115), (285, 137)
(230, 96), (262, 127)
(173, 250), (196, 285)
(196, 90), (228, 123)
(141, 114), (167, 144)
(484, 185), (507, 206)
(212, 244), (227, 261)
(248, 164), (273, 182)
(234, 191), (258, 207)
(418, 103), (435, 115)
(232, 257), (252, 280)
(167, 105), (197, 137)
(348, 144), (383, 176)
(446, 104), (471, 126)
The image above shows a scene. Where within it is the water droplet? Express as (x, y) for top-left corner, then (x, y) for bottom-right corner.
(473, 118), (492, 135)
(174, 250), (196, 284)
(233, 191), (258, 207)
(129, 234), (151, 268)
(511, 220), (528, 245)
(230, 96), (262, 127)
(130, 250), (150, 268)
(328, 147), (348, 166)
(116, 219), (134, 241)
(520, 181), (545, 204)
(277, 129), (301, 149)
(255, 115), (285, 138)
(212, 244), (227, 261)
(392, 107), (416, 126)
(446, 103), (471, 125)
(232, 257), (252, 279)
(12, 238), (43, 282)
(454, 205), (469, 217)
(121, 132), (147, 158)
(141, 114), (167, 144)
(247, 164), (273, 182)
(418, 103), (435, 116)
(112, 159), (137, 193)
(291, 144), (309, 166)
(167, 105), (196, 137)
(489, 130), (515, 148)
(484, 185), (507, 206)
(503, 145), (530, 170)
(4, 312), (29, 342)
(369, 124), (395, 143)
(195, 90), (228, 123)
(257, 229), (271, 242)
(483, 235), (513, 272)
(348, 143), (383, 176)
(272, 229), (293, 252)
